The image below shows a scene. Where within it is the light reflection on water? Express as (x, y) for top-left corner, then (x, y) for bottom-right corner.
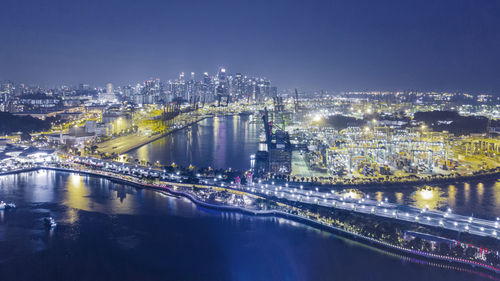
(0, 171), (496, 280)
(409, 186), (446, 210)
(355, 179), (500, 219)
(448, 185), (457, 209)
(126, 116), (260, 170)
(64, 173), (89, 212)
(495, 181), (500, 207)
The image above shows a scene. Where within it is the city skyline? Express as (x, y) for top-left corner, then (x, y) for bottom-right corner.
(0, 67), (272, 89)
(1, 0), (500, 93)
(2, 1), (500, 279)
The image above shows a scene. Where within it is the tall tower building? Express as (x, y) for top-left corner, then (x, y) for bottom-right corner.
(104, 82), (115, 101)
(106, 83), (113, 95)
(217, 67), (229, 95)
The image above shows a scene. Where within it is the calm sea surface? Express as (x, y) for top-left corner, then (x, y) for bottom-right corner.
(127, 116), (260, 171)
(0, 171), (495, 281)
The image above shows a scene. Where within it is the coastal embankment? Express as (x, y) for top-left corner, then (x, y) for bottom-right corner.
(1, 166), (499, 275)
(96, 116), (208, 155)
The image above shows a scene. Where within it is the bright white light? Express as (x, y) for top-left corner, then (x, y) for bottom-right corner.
(420, 189), (433, 200)
(313, 114), (322, 122)
(71, 174), (81, 185)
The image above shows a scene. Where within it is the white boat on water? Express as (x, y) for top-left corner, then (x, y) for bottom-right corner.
(0, 201), (16, 210)
(44, 217), (57, 228)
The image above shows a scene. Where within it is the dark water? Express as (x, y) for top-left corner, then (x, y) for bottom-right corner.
(0, 171), (496, 281)
(127, 116), (260, 171)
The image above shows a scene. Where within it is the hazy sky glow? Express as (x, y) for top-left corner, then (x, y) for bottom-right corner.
(1, 0), (499, 93)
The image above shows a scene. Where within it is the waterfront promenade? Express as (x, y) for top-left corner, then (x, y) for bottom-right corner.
(1, 163), (499, 274)
(243, 182), (500, 239)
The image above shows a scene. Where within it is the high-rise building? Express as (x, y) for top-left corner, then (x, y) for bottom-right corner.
(106, 83), (113, 95)
(217, 68), (229, 96)
(142, 78), (161, 104)
(101, 82), (115, 102)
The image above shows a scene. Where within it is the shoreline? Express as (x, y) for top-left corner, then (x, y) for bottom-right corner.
(1, 166), (499, 275)
(93, 113), (500, 190)
(97, 116), (209, 155)
(297, 170), (500, 191)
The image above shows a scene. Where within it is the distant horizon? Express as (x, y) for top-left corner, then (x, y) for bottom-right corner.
(2, 76), (499, 96)
(1, 0), (499, 94)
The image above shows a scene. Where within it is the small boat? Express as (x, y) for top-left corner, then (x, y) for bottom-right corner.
(6, 203), (16, 209)
(44, 217), (57, 228)
(0, 201), (5, 210)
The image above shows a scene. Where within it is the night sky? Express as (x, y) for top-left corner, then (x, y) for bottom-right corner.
(1, 0), (499, 93)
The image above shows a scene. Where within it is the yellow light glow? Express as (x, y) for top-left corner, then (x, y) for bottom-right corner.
(411, 186), (443, 210)
(340, 189), (362, 199)
(71, 174), (81, 186)
(420, 189), (433, 200)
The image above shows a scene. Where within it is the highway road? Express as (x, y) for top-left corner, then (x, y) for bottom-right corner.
(73, 156), (500, 240)
(240, 181), (499, 239)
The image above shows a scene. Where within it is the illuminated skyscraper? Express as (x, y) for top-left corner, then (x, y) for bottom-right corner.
(106, 83), (113, 95)
(102, 82), (115, 101)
